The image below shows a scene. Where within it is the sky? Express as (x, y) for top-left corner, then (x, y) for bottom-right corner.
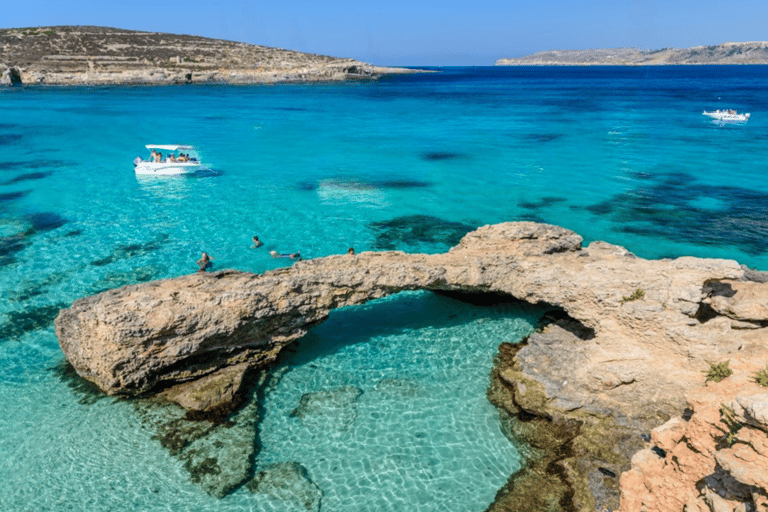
(4, 0), (768, 66)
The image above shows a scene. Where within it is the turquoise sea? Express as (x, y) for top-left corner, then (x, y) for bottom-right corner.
(2, 66), (768, 511)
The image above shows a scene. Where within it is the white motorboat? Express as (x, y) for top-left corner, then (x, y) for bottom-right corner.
(702, 109), (751, 122)
(133, 145), (209, 175)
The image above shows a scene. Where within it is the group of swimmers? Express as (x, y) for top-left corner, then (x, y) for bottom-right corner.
(196, 235), (358, 272)
(150, 149), (194, 163)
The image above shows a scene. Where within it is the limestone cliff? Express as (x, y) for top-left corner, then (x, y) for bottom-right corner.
(54, 222), (768, 507)
(495, 42), (768, 66)
(0, 25), (415, 85)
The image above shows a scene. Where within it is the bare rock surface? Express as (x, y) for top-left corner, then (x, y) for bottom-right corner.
(55, 221), (768, 506)
(496, 42), (768, 66)
(618, 359), (768, 512)
(0, 26), (417, 85)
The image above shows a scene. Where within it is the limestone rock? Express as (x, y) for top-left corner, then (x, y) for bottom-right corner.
(617, 360), (768, 512)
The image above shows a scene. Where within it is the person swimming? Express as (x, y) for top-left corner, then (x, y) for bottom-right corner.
(270, 250), (301, 261)
(251, 235), (263, 248)
(196, 251), (214, 271)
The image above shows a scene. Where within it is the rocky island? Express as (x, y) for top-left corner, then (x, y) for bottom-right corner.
(55, 222), (768, 510)
(0, 25), (415, 86)
(495, 41), (768, 66)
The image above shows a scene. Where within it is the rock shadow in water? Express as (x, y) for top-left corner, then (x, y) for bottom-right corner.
(51, 360), (110, 406)
(369, 214), (476, 250)
(246, 461), (323, 512)
(91, 234), (170, 267)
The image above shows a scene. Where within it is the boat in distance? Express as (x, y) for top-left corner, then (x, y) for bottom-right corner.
(133, 145), (209, 175)
(702, 109), (751, 122)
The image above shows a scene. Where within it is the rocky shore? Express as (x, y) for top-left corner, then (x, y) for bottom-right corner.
(0, 26), (417, 86)
(495, 41), (768, 66)
(55, 222), (768, 508)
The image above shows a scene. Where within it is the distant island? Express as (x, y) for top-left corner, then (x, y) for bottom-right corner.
(495, 41), (768, 66)
(0, 25), (416, 86)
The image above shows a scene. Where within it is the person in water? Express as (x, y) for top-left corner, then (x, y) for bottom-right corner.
(196, 252), (214, 271)
(347, 247), (355, 255)
(270, 250), (301, 261)
(251, 235), (263, 248)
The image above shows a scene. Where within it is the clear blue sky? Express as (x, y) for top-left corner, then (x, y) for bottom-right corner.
(4, 0), (768, 66)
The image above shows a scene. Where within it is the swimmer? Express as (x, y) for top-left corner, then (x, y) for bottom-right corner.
(270, 250), (301, 261)
(251, 235), (263, 248)
(196, 251), (214, 272)
(347, 247), (355, 255)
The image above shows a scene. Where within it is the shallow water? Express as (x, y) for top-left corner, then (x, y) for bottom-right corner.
(2, 66), (768, 510)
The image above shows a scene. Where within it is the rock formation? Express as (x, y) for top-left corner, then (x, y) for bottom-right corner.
(618, 358), (768, 512)
(55, 222), (768, 507)
(495, 42), (768, 66)
(0, 26), (416, 85)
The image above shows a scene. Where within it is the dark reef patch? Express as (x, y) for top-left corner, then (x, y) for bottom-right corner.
(0, 134), (23, 145)
(91, 234), (170, 267)
(25, 212), (68, 234)
(369, 214), (476, 250)
(3, 172), (52, 185)
(0, 303), (67, 341)
(524, 133), (562, 143)
(0, 190), (30, 202)
(0, 235), (29, 266)
(520, 196), (567, 210)
(91, 264), (167, 294)
(421, 151), (463, 161)
(64, 229), (82, 237)
(584, 172), (768, 255)
(297, 179), (432, 192)
(375, 179), (431, 189)
(0, 159), (70, 172)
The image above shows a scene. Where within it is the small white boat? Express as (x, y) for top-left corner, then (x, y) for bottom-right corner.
(133, 145), (209, 175)
(702, 109), (750, 122)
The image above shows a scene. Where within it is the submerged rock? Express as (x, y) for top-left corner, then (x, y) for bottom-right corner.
(246, 462), (323, 512)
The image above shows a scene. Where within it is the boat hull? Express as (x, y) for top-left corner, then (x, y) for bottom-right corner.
(703, 111), (750, 122)
(134, 162), (207, 175)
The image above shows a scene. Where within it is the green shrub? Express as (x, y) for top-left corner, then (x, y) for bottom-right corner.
(621, 289), (645, 303)
(753, 367), (768, 387)
(703, 360), (732, 384)
(719, 403), (742, 447)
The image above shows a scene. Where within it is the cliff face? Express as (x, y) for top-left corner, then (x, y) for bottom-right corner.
(0, 25), (412, 85)
(54, 222), (768, 506)
(495, 42), (768, 65)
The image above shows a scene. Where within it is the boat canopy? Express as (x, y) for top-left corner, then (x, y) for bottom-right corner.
(145, 144), (197, 151)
